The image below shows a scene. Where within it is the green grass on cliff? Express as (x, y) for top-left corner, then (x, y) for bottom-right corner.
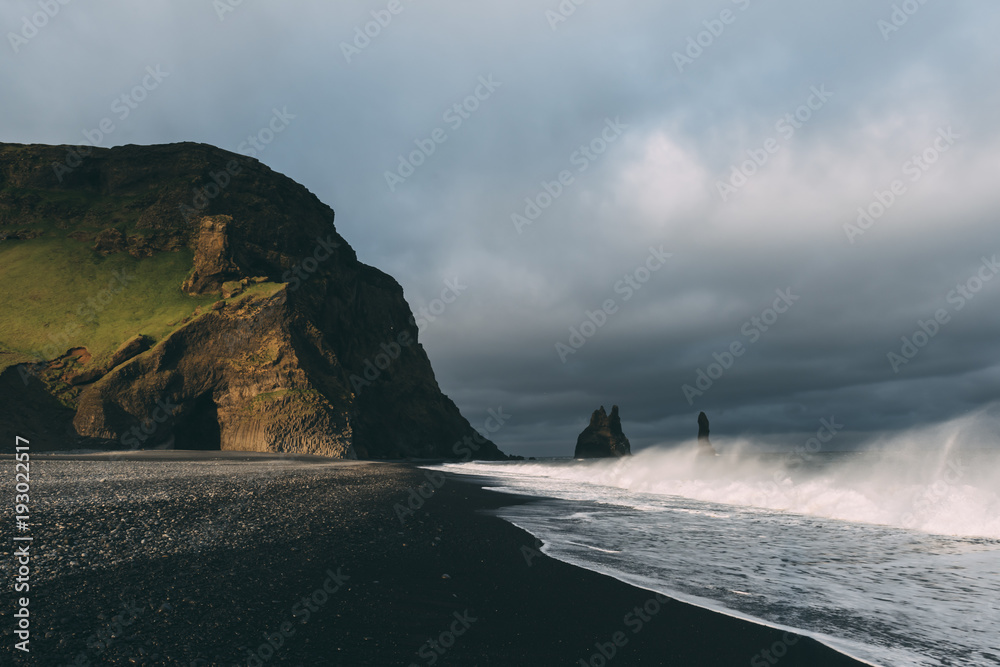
(0, 235), (219, 372)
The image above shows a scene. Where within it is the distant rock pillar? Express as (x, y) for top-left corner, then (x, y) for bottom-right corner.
(574, 405), (632, 458)
(697, 411), (717, 456)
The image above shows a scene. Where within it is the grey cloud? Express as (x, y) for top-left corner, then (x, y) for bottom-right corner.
(3, 0), (1000, 456)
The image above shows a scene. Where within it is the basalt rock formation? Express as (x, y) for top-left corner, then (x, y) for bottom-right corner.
(0, 142), (506, 460)
(697, 411), (718, 456)
(574, 405), (631, 458)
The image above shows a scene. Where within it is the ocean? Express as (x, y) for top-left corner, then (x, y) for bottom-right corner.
(429, 421), (1000, 666)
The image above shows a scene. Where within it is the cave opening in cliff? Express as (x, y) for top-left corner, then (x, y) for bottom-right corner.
(174, 393), (222, 450)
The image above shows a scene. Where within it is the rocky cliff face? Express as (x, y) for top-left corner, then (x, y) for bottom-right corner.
(574, 405), (631, 458)
(0, 142), (506, 460)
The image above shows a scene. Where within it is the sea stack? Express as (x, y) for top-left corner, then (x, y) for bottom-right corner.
(574, 405), (631, 458)
(697, 411), (718, 456)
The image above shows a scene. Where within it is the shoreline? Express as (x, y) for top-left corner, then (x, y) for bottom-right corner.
(1, 453), (870, 665)
(424, 468), (870, 667)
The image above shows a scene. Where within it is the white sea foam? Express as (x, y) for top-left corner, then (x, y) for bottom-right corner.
(429, 410), (1000, 667)
(445, 410), (1000, 539)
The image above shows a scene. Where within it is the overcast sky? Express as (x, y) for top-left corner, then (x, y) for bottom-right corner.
(4, 0), (1000, 456)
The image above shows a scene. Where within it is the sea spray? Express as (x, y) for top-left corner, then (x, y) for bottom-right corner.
(429, 413), (1000, 667)
(434, 407), (1000, 539)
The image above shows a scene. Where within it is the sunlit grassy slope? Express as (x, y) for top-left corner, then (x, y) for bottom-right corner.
(0, 234), (218, 372)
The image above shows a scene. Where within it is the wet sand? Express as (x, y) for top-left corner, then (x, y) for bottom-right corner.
(0, 452), (867, 665)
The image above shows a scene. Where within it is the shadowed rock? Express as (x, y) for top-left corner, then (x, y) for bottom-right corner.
(697, 411), (718, 456)
(0, 141), (507, 460)
(67, 335), (150, 387)
(574, 405), (631, 458)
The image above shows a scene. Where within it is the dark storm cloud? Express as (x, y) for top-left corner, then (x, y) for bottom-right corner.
(3, 0), (999, 456)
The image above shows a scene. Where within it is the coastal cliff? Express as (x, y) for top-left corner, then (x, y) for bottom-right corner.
(0, 142), (505, 460)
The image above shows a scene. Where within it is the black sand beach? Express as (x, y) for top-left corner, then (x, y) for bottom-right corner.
(1, 453), (867, 666)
